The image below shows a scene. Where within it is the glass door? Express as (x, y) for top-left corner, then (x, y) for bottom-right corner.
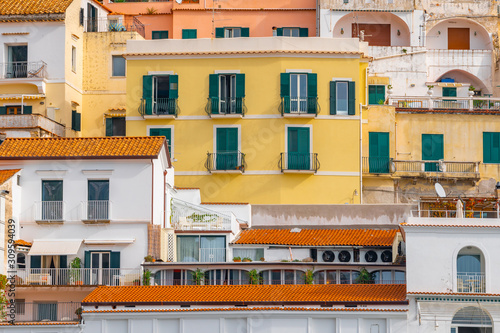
(41, 180), (63, 220)
(88, 180), (109, 220)
(7, 45), (27, 78)
(91, 252), (110, 285)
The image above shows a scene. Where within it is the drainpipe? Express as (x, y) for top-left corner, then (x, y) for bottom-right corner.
(21, 95), (24, 114)
(151, 159), (154, 226)
(359, 102), (363, 205)
(316, 0), (320, 37)
(163, 170), (168, 228)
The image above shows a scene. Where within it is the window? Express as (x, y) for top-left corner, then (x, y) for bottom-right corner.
(313, 270), (360, 284)
(208, 73), (245, 114)
(72, 46), (76, 73)
(6, 45), (27, 78)
(276, 27), (308, 37)
(87, 4), (97, 32)
(112, 55), (126, 77)
(182, 29), (197, 39)
(177, 236), (226, 263)
(280, 73), (317, 114)
(330, 80), (355, 115)
(142, 74), (179, 115)
(0, 105), (31, 115)
(368, 132), (390, 173)
(154, 269), (196, 286)
(71, 110), (81, 131)
(422, 134), (443, 172)
(368, 85), (385, 105)
(83, 250), (120, 284)
(87, 180), (109, 220)
(287, 127), (310, 170)
(152, 31), (169, 39)
(452, 307), (492, 333)
(215, 127), (239, 170)
(457, 247), (484, 293)
(483, 132), (500, 163)
(442, 87), (457, 98)
(15, 299), (25, 315)
(232, 248), (264, 261)
(105, 117), (126, 136)
(261, 270), (305, 285)
(41, 180), (63, 221)
(149, 128), (172, 156)
(215, 27), (249, 38)
(17, 253), (26, 269)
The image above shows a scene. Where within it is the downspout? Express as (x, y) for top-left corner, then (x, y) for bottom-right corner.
(151, 159), (154, 225)
(316, 0), (320, 36)
(359, 102), (363, 205)
(163, 170), (167, 228)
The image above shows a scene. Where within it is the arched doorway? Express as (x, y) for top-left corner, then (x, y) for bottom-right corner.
(451, 307), (492, 333)
(427, 19), (491, 50)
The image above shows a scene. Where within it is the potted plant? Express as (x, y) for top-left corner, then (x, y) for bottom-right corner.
(468, 85), (475, 97)
(69, 257), (83, 285)
(427, 85), (434, 96)
(248, 269), (261, 285)
(144, 255), (154, 263)
(355, 267), (373, 284)
(259, 257), (265, 262)
(233, 256), (241, 262)
(387, 84), (393, 95)
(193, 269), (204, 285)
(142, 270), (151, 286)
(242, 257), (252, 262)
(305, 269), (314, 285)
(75, 307), (82, 321)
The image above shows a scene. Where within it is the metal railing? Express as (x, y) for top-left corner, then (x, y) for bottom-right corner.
(457, 273), (485, 293)
(15, 268), (141, 286)
(152, 278), (405, 286)
(34, 201), (64, 221)
(362, 156), (391, 174)
(391, 96), (500, 111)
(279, 153), (320, 172)
(205, 151), (245, 172)
(392, 160), (479, 175)
(139, 97), (179, 117)
(411, 210), (499, 218)
(205, 97), (246, 116)
(199, 248), (226, 262)
(171, 198), (233, 231)
(84, 17), (146, 37)
(279, 97), (319, 116)
(7, 302), (81, 323)
(0, 114), (65, 137)
(0, 61), (47, 79)
(81, 200), (110, 220)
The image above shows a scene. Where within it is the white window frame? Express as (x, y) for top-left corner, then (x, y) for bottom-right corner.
(289, 73), (308, 113)
(110, 54), (126, 78)
(71, 46), (76, 73)
(146, 125), (174, 158)
(283, 28), (300, 37)
(219, 74), (236, 114)
(224, 28), (241, 38)
(336, 81), (349, 115)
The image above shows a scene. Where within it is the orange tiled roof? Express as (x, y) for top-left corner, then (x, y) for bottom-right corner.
(0, 0), (74, 15)
(14, 239), (31, 247)
(84, 307), (407, 314)
(0, 137), (167, 160)
(233, 228), (398, 246)
(0, 169), (19, 185)
(83, 284), (407, 305)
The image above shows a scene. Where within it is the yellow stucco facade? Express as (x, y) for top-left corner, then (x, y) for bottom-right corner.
(124, 39), (369, 204)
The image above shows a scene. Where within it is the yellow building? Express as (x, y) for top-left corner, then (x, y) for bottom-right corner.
(123, 38), (369, 204)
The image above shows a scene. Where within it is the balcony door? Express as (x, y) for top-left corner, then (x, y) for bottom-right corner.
(7, 45), (27, 78)
(290, 74), (307, 113)
(369, 132), (390, 173)
(91, 252), (110, 285)
(153, 75), (170, 115)
(352, 24), (391, 46)
(88, 180), (109, 220)
(216, 127), (238, 170)
(219, 74), (236, 114)
(87, 4), (97, 32)
(41, 180), (63, 220)
(422, 134), (443, 172)
(448, 28), (470, 50)
(287, 127), (310, 170)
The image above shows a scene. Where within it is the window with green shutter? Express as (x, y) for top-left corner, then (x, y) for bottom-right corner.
(152, 31), (169, 39)
(330, 81), (356, 115)
(422, 134), (444, 171)
(149, 128), (173, 156)
(442, 87), (457, 97)
(369, 132), (390, 173)
(142, 74), (178, 115)
(280, 73), (317, 114)
(483, 132), (500, 163)
(216, 127), (238, 170)
(71, 110), (81, 132)
(182, 29), (197, 39)
(208, 73), (245, 115)
(276, 27), (308, 37)
(215, 27), (249, 38)
(287, 127), (310, 170)
(105, 117), (125, 137)
(368, 85), (385, 105)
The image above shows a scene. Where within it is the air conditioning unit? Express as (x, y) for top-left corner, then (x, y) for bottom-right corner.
(338, 250), (351, 263)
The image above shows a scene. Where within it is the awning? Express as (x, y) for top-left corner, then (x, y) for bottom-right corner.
(0, 94), (45, 100)
(29, 239), (82, 256)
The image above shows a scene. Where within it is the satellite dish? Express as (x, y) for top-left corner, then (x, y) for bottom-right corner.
(435, 183), (446, 198)
(175, 0), (182, 3)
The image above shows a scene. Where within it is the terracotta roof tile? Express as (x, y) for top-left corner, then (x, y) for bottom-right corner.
(0, 169), (19, 185)
(0, 0), (74, 15)
(83, 284), (407, 305)
(233, 229), (398, 246)
(14, 239), (31, 247)
(0, 137), (167, 160)
(84, 307), (407, 314)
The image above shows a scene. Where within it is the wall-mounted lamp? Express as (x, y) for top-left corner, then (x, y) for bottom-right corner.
(397, 29), (401, 36)
(340, 28), (344, 35)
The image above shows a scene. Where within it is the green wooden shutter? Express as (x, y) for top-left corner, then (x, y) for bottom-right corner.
(23, 106), (32, 114)
(369, 132), (390, 173)
(276, 28), (283, 36)
(422, 134), (444, 171)
(105, 118), (113, 136)
(241, 27), (249, 37)
(110, 252), (120, 269)
(169, 75), (178, 99)
(30, 255), (41, 269)
(280, 73), (290, 114)
(484, 132), (492, 163)
(209, 74), (219, 114)
(330, 81), (336, 115)
(150, 128), (172, 153)
(443, 87), (457, 97)
(142, 75), (154, 115)
(299, 28), (309, 37)
(368, 85), (377, 105)
(491, 132), (500, 163)
(71, 110), (76, 130)
(84, 251), (90, 268)
(75, 112), (81, 131)
(0, 107), (5, 115)
(152, 31), (168, 39)
(307, 73), (317, 114)
(235, 74), (245, 114)
(348, 81), (356, 115)
(215, 28), (224, 38)
(287, 127), (310, 170)
(182, 29), (189, 39)
(216, 128), (238, 170)
(60, 255), (67, 269)
(377, 86), (385, 103)
(182, 29), (197, 39)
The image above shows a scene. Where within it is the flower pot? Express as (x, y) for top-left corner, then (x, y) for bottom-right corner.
(387, 89), (393, 95)
(427, 89), (433, 96)
(75, 281), (83, 285)
(242, 259), (251, 262)
(468, 90), (475, 97)
(233, 259), (241, 262)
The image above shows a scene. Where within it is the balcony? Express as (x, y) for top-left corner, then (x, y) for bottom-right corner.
(15, 268), (140, 286)
(139, 97), (179, 118)
(324, 0), (414, 11)
(457, 273), (485, 293)
(34, 201), (65, 223)
(279, 153), (320, 173)
(171, 198), (239, 232)
(0, 61), (47, 79)
(199, 248), (226, 262)
(390, 96), (500, 113)
(279, 97), (319, 117)
(81, 200), (111, 223)
(205, 97), (246, 117)
(205, 152), (245, 173)
(9, 302), (81, 323)
(0, 114), (65, 137)
(84, 17), (145, 38)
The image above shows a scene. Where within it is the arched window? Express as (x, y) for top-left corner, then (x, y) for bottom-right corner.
(457, 247), (485, 293)
(451, 307), (492, 333)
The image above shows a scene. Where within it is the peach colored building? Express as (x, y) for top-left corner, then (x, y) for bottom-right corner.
(102, 0), (317, 40)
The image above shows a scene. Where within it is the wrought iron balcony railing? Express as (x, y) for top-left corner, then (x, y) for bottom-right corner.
(279, 153), (320, 172)
(0, 61), (47, 79)
(205, 151), (245, 172)
(139, 97), (179, 117)
(205, 97), (246, 116)
(279, 97), (319, 116)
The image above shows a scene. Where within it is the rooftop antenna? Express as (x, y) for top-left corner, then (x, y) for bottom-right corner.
(435, 182), (446, 198)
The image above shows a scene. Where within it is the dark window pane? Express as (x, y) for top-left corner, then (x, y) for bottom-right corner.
(112, 56), (126, 77)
